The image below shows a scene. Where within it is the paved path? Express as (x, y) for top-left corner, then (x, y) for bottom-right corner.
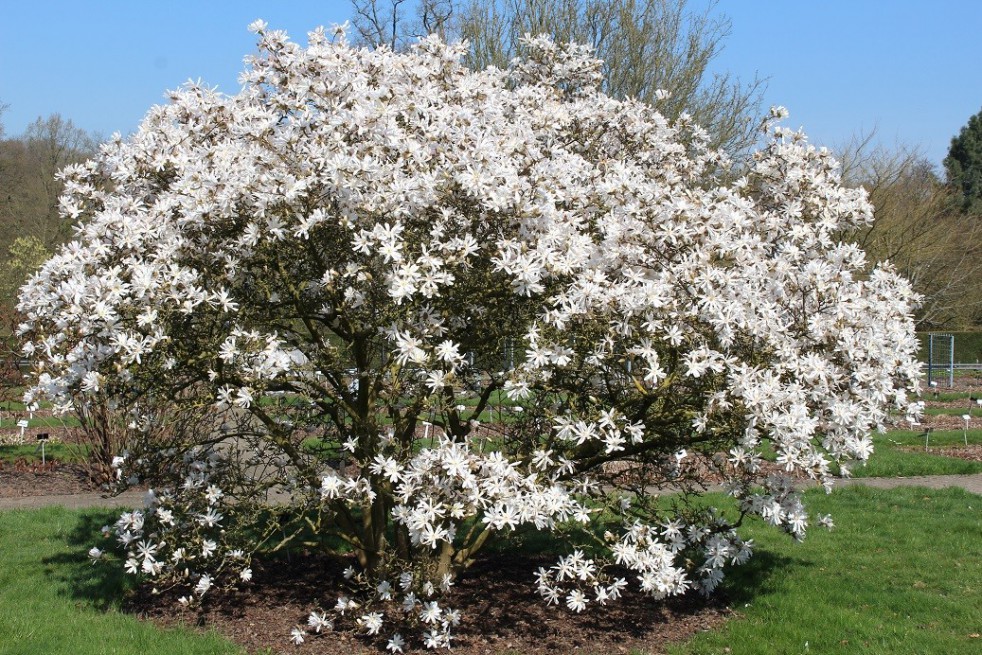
(833, 473), (982, 495)
(1, 474), (980, 511)
(0, 490), (147, 510)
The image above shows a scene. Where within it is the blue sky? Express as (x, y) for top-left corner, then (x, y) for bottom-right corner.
(2, 1), (980, 170)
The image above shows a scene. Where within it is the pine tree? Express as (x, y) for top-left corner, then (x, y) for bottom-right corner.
(944, 107), (982, 212)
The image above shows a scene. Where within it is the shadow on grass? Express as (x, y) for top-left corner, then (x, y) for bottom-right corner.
(714, 547), (803, 608)
(41, 510), (134, 611)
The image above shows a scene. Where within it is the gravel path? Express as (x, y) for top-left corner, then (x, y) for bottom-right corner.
(1, 474), (979, 511)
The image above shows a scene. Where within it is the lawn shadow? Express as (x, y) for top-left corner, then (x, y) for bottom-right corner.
(41, 509), (133, 611)
(715, 547), (804, 608)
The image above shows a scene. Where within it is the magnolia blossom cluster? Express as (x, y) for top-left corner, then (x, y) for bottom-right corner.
(293, 563), (462, 650)
(387, 434), (592, 538)
(534, 513), (754, 614)
(19, 20), (921, 650)
(96, 448), (255, 603)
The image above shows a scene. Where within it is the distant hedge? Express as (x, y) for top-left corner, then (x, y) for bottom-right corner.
(917, 332), (982, 363)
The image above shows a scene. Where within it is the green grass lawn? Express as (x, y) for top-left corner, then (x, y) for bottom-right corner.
(885, 429), (982, 448)
(669, 486), (981, 655)
(0, 442), (83, 464)
(848, 431), (982, 478)
(0, 396), (64, 414)
(1, 488), (978, 655)
(0, 507), (241, 655)
(919, 391), (975, 402)
(757, 430), (981, 478)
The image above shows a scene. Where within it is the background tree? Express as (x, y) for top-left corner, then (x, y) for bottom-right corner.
(349, 0), (766, 158)
(944, 107), (982, 213)
(0, 114), (96, 312)
(350, 0), (455, 49)
(839, 136), (982, 329)
(21, 114), (97, 245)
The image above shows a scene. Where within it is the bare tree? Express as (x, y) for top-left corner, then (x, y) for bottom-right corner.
(349, 0), (766, 157)
(350, 0), (455, 49)
(839, 135), (982, 329)
(0, 114), (95, 253)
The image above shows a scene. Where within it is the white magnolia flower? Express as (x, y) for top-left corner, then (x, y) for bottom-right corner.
(386, 633), (405, 653)
(307, 611), (332, 633)
(358, 611), (384, 635)
(195, 574), (212, 596)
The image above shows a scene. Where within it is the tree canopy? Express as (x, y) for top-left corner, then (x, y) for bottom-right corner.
(944, 106), (982, 212)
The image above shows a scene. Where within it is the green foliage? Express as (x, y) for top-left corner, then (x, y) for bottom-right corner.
(670, 486), (982, 655)
(945, 107), (982, 212)
(0, 507), (241, 655)
(0, 235), (50, 305)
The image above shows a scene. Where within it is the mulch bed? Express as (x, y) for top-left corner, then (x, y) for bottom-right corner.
(0, 424), (102, 497)
(0, 461), (96, 496)
(918, 414), (982, 431)
(127, 551), (736, 655)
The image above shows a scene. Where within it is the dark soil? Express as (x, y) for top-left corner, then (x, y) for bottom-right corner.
(919, 414), (982, 431)
(127, 551), (735, 655)
(0, 461), (96, 496)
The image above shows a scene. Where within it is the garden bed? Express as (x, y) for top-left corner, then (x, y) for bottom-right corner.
(128, 550), (734, 655)
(0, 461), (94, 497)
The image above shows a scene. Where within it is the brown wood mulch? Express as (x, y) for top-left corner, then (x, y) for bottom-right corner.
(0, 461), (95, 497)
(127, 551), (737, 655)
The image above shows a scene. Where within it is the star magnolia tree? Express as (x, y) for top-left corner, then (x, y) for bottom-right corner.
(19, 22), (920, 649)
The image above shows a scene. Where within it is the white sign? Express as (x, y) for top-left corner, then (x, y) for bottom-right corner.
(16, 419), (29, 428)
